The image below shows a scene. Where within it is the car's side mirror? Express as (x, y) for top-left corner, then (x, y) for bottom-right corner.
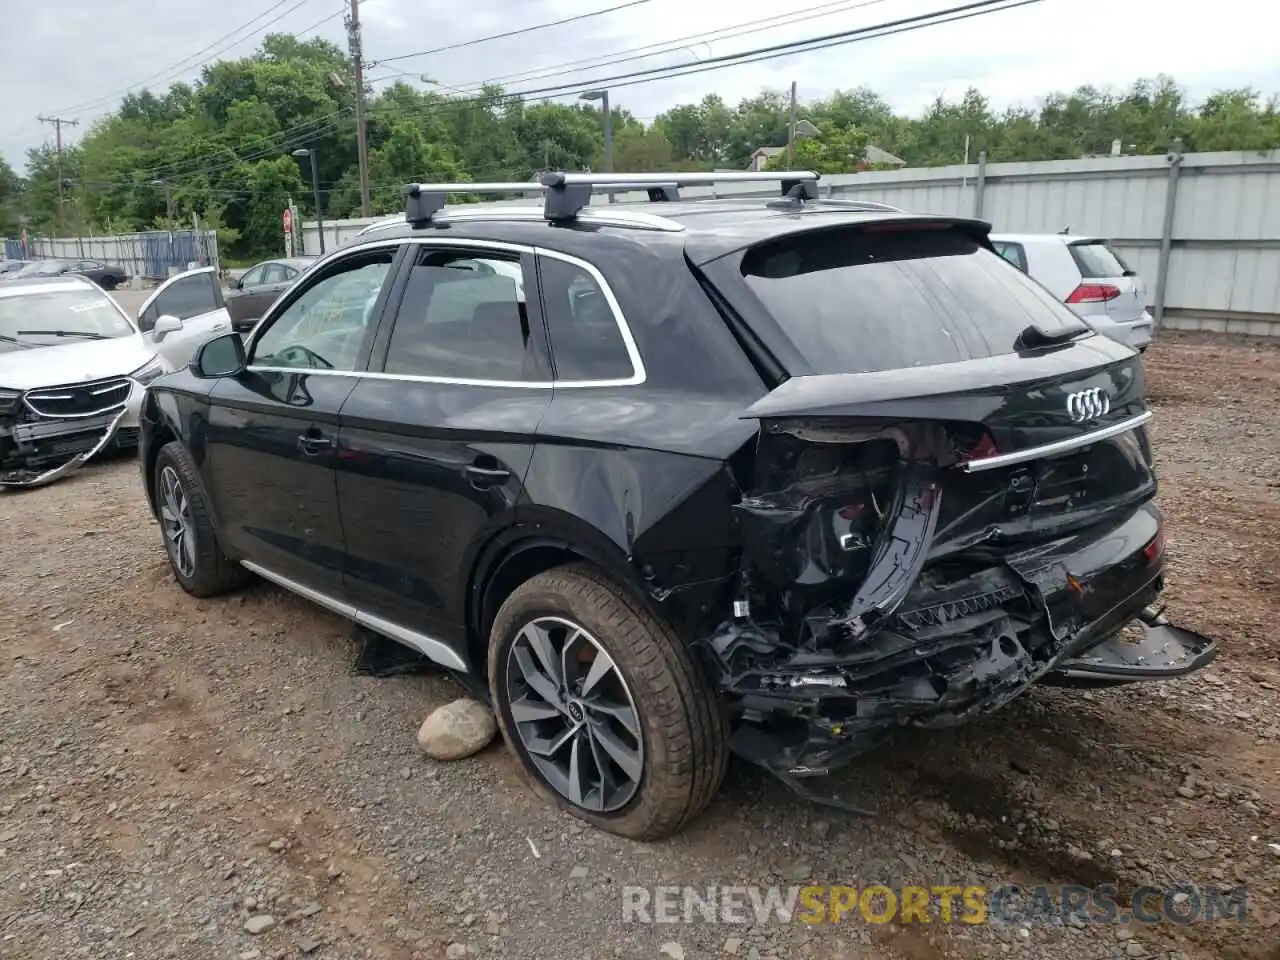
(235, 277), (245, 289)
(152, 314), (184, 341)
(190, 332), (246, 379)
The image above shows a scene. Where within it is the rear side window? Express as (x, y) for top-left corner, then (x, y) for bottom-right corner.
(538, 255), (634, 382)
(739, 225), (1088, 375)
(991, 241), (1027, 273)
(1069, 240), (1131, 279)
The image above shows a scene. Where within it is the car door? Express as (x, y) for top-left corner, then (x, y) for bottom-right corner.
(251, 262), (292, 319)
(137, 267), (232, 368)
(335, 240), (552, 647)
(202, 244), (404, 598)
(225, 263), (266, 327)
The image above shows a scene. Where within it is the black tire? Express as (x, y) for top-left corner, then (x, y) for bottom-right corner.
(99, 276), (117, 291)
(153, 440), (251, 597)
(488, 563), (728, 841)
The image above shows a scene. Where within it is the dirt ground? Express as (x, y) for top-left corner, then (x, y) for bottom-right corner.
(2, 331), (1278, 960)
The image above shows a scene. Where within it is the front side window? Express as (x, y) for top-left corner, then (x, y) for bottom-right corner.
(538, 255), (634, 382)
(252, 253), (394, 372)
(0, 287), (134, 354)
(382, 249), (544, 382)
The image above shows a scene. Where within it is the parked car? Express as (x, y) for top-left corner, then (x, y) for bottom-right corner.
(137, 172), (1217, 839)
(224, 257), (316, 334)
(990, 233), (1152, 350)
(0, 260), (31, 279)
(0, 265), (232, 488)
(0, 275), (170, 487)
(9, 257), (131, 290)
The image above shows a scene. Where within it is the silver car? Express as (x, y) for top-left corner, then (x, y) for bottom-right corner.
(990, 233), (1152, 350)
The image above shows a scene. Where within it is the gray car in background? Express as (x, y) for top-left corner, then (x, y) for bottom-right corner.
(990, 233), (1153, 350)
(224, 256), (315, 334)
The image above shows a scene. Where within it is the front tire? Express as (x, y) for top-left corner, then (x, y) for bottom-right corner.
(99, 276), (118, 291)
(153, 441), (251, 597)
(488, 564), (728, 841)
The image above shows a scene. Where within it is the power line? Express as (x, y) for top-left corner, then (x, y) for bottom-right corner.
(372, 0), (654, 67)
(391, 0), (1047, 118)
(371, 0), (890, 89)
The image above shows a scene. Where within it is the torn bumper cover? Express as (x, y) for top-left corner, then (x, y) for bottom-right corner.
(0, 406), (131, 489)
(708, 476), (1218, 778)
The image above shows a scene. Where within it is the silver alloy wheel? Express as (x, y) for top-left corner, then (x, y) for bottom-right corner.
(505, 616), (644, 813)
(158, 465), (196, 579)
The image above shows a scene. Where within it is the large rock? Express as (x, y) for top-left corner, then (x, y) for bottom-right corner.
(417, 699), (497, 760)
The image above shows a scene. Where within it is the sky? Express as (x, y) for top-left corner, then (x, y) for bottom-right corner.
(2, 0), (1276, 171)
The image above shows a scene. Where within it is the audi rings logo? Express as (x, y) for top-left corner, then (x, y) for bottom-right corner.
(1066, 387), (1111, 423)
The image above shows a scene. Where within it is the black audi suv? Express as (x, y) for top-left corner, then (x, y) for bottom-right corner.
(138, 171), (1217, 840)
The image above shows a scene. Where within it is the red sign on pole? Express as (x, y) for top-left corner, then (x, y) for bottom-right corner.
(282, 208), (293, 234)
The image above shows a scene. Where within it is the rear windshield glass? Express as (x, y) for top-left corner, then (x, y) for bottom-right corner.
(739, 225), (1089, 375)
(1069, 240), (1131, 278)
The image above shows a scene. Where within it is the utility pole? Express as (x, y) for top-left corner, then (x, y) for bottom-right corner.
(347, 0), (372, 217)
(37, 115), (79, 231)
(786, 82), (797, 171)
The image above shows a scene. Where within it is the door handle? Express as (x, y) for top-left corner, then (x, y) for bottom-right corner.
(465, 463), (511, 488)
(297, 432), (333, 456)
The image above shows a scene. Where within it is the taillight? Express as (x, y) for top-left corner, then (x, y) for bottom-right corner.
(956, 430), (1000, 463)
(1143, 528), (1164, 564)
(1066, 283), (1122, 304)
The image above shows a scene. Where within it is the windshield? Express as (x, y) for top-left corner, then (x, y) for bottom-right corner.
(739, 224), (1090, 375)
(0, 287), (135, 353)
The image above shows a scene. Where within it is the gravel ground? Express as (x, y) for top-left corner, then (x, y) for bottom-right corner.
(2, 332), (1279, 960)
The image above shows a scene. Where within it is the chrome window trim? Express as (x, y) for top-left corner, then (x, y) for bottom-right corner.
(245, 236), (647, 389)
(958, 411), (1153, 473)
(240, 560), (467, 672)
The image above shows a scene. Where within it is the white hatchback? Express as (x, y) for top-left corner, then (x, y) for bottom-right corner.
(989, 233), (1153, 350)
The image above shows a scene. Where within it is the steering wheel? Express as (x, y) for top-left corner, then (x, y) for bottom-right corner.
(272, 344), (334, 369)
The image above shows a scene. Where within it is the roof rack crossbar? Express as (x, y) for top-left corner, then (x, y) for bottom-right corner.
(403, 181), (541, 225)
(401, 170), (822, 224)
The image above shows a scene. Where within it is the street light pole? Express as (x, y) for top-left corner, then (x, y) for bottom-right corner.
(579, 89), (614, 202)
(292, 148), (325, 254)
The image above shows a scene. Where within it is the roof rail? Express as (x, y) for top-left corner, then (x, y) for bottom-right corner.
(401, 170), (821, 224)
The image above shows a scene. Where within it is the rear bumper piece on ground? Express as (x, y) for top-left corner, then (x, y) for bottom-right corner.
(710, 502), (1215, 779)
(1045, 609), (1218, 685)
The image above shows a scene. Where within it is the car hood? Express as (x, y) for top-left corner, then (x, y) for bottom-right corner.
(0, 335), (156, 390)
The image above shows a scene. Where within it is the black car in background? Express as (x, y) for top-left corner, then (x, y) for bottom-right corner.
(224, 256), (315, 334)
(136, 171), (1217, 840)
(12, 257), (130, 289)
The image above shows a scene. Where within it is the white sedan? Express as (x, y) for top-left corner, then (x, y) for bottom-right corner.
(0, 269), (231, 487)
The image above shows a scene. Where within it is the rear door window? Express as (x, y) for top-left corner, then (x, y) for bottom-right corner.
(381, 248), (547, 383)
(738, 224), (1089, 375)
(1068, 240), (1131, 278)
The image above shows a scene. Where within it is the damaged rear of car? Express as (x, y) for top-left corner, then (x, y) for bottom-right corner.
(693, 218), (1216, 786)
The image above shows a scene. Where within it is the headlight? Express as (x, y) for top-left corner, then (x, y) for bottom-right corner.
(0, 388), (19, 415)
(130, 356), (168, 386)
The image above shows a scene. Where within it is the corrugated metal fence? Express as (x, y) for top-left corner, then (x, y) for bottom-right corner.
(2, 230), (219, 282)
(303, 148), (1280, 333)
